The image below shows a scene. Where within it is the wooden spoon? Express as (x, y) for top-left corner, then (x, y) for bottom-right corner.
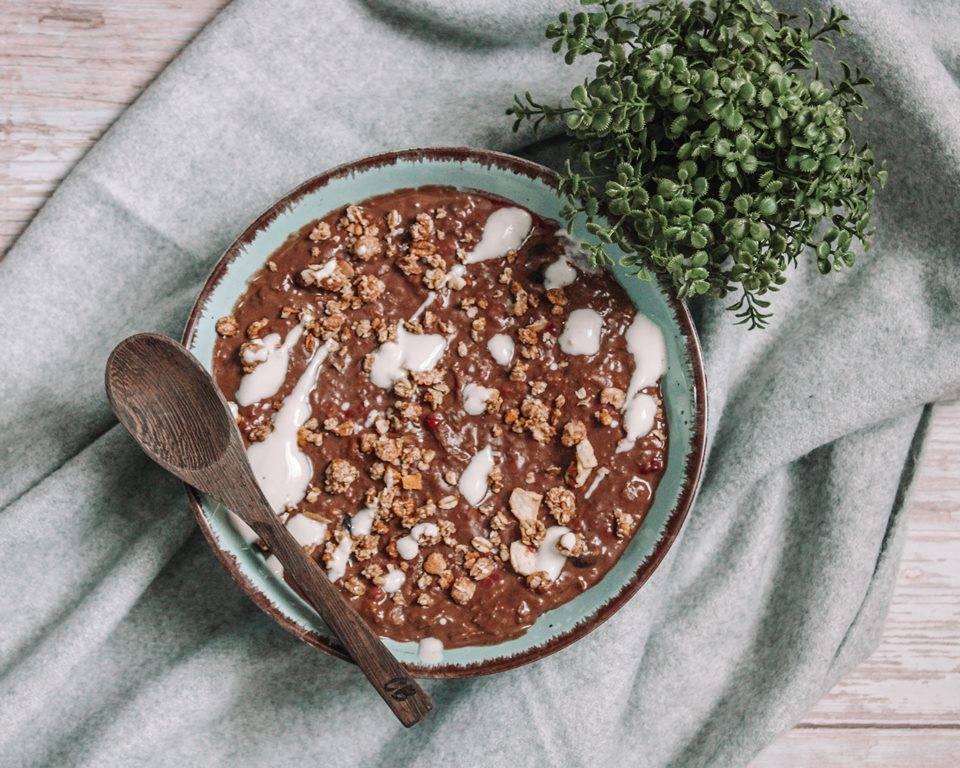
(105, 332), (433, 727)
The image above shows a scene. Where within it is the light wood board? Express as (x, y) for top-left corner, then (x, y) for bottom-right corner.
(2, 2), (957, 764)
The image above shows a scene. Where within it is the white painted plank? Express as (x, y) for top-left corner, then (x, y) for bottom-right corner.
(750, 727), (960, 767)
(803, 400), (960, 726)
(0, 0), (229, 255)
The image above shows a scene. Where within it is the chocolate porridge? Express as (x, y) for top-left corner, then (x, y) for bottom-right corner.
(211, 186), (668, 654)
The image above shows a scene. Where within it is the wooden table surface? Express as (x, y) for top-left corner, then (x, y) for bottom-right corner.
(2, 2), (957, 764)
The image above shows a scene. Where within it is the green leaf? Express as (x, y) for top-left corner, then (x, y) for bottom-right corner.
(757, 196), (777, 216)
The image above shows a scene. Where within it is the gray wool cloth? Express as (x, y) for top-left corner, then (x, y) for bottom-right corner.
(2, 1), (958, 766)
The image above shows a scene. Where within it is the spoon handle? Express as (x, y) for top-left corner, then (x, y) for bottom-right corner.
(224, 477), (433, 727)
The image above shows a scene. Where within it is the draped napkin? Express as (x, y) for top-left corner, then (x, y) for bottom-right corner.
(2, 1), (958, 765)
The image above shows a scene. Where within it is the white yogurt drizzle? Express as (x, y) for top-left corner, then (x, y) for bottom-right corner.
(246, 339), (335, 513)
(458, 445), (495, 507)
(236, 320), (308, 406)
(543, 254), (578, 290)
(327, 535), (352, 582)
(583, 467), (610, 500)
(558, 308), (604, 356)
(616, 312), (667, 454)
(536, 526), (571, 580)
(285, 514), (327, 547)
(487, 333), (515, 367)
(369, 326), (446, 389)
(511, 526), (571, 580)
(381, 566), (406, 593)
(465, 207), (533, 263)
(396, 522), (440, 561)
(350, 506), (376, 536)
(462, 382), (496, 416)
(544, 229), (600, 290)
(418, 637), (444, 663)
(410, 291), (437, 322)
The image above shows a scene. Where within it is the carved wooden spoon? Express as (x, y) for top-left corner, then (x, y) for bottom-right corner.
(105, 332), (433, 727)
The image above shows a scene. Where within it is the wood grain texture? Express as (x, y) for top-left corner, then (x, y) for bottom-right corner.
(0, 0), (230, 255)
(751, 728), (960, 767)
(3, 1), (958, 762)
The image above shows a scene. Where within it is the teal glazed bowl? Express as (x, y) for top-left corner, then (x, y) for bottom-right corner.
(182, 147), (707, 677)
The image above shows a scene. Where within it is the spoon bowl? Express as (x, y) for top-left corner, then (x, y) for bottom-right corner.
(106, 333), (234, 474)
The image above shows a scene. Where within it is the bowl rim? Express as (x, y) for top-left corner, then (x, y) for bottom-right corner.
(181, 146), (708, 678)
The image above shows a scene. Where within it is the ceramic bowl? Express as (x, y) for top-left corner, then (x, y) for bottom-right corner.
(182, 147), (707, 677)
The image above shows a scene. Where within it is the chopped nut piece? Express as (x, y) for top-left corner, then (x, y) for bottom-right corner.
(373, 436), (402, 464)
(411, 212), (435, 241)
(509, 361), (529, 382)
(343, 576), (367, 596)
(423, 552), (446, 575)
(300, 262), (346, 290)
(438, 495), (458, 510)
(324, 458), (358, 494)
(416, 573), (434, 590)
(247, 424), (272, 442)
(557, 530), (587, 558)
(471, 536), (494, 553)
(450, 575), (476, 604)
(594, 408), (614, 426)
(561, 419), (587, 447)
(518, 319), (547, 345)
(355, 274), (385, 302)
(246, 318), (269, 339)
(600, 387), (626, 409)
(353, 234), (382, 260)
(509, 541), (537, 576)
(423, 267), (446, 290)
(323, 417), (355, 437)
(566, 437), (598, 488)
(297, 423), (323, 447)
(614, 509), (637, 539)
(308, 221), (332, 241)
(545, 486), (577, 525)
(401, 473), (423, 490)
(546, 288), (568, 308)
(508, 488), (543, 524)
(526, 571), (549, 591)
(215, 315), (239, 337)
(470, 557), (496, 581)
